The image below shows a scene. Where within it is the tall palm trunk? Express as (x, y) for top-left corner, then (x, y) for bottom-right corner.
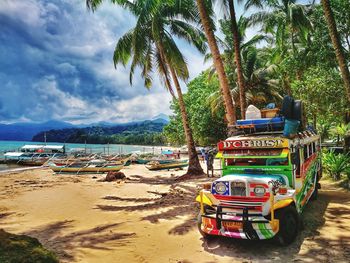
(321, 0), (350, 153)
(196, 0), (237, 126)
(321, 0), (350, 103)
(228, 0), (246, 119)
(157, 43), (203, 175)
(169, 67), (204, 175)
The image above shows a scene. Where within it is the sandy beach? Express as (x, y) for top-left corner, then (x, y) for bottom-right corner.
(0, 163), (349, 263)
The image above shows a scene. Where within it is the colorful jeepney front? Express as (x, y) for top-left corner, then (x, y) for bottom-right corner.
(196, 133), (321, 240)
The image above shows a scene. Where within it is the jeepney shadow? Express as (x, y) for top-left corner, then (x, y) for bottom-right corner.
(293, 189), (350, 262)
(201, 191), (330, 260)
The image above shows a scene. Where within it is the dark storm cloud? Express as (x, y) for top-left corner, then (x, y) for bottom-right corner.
(0, 0), (174, 124)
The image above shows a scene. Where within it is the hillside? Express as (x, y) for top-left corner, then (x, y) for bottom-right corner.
(0, 121), (74, 141)
(32, 120), (167, 145)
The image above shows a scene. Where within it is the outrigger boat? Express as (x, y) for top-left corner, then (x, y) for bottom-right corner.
(3, 145), (66, 165)
(146, 160), (188, 171)
(137, 158), (177, 165)
(48, 161), (124, 174)
(52, 156), (131, 167)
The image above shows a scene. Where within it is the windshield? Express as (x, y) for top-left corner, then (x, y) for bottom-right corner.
(225, 157), (289, 166)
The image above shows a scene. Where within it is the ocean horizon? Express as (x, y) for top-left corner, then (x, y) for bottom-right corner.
(0, 140), (166, 157)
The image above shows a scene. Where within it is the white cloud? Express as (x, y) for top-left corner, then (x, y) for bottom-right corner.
(0, 0), (45, 27)
(0, 0), (206, 124)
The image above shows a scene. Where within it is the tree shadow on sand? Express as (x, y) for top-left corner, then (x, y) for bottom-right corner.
(0, 212), (14, 220)
(96, 181), (201, 235)
(23, 220), (135, 261)
(126, 174), (177, 185)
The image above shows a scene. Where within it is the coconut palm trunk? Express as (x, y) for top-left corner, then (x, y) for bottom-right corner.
(157, 43), (203, 175)
(228, 0), (246, 119)
(169, 67), (203, 175)
(196, 0), (237, 126)
(321, 0), (350, 104)
(321, 0), (350, 152)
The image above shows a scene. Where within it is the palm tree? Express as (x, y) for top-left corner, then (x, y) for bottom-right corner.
(207, 47), (282, 114)
(195, 0), (237, 126)
(247, 0), (312, 50)
(216, 0), (247, 118)
(86, 0), (205, 175)
(207, 16), (281, 113)
(228, 0), (247, 118)
(321, 0), (350, 104)
(246, 0), (312, 95)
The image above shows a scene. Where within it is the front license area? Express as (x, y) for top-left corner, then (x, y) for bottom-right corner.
(222, 221), (243, 229)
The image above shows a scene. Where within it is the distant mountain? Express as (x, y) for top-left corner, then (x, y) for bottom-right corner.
(0, 114), (170, 142)
(32, 119), (167, 145)
(152, 113), (169, 122)
(0, 120), (74, 141)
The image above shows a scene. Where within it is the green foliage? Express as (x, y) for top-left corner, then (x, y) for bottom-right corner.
(85, 0), (350, 149)
(292, 67), (346, 127)
(0, 229), (58, 263)
(330, 0), (350, 56)
(322, 150), (350, 181)
(163, 101), (186, 146)
(330, 123), (350, 145)
(164, 72), (227, 146)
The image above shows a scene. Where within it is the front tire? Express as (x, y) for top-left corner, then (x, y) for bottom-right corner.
(310, 185), (318, 201)
(275, 205), (299, 246)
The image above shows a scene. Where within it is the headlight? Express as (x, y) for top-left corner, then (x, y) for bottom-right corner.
(254, 186), (266, 196)
(215, 182), (228, 195)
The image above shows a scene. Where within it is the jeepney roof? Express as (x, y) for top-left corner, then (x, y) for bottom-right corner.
(225, 131), (320, 145)
(225, 135), (285, 141)
(217, 131), (320, 153)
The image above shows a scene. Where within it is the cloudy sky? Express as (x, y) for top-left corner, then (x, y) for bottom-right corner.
(0, 0), (314, 125)
(0, 0), (215, 124)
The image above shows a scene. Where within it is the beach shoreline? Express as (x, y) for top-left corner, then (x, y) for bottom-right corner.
(0, 164), (349, 262)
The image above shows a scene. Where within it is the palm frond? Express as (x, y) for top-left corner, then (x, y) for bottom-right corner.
(168, 19), (207, 54)
(113, 29), (134, 67)
(155, 48), (175, 97)
(162, 32), (189, 81)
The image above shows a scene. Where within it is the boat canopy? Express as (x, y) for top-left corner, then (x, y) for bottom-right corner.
(20, 144), (65, 153)
(21, 145), (64, 150)
(4, 152), (24, 157)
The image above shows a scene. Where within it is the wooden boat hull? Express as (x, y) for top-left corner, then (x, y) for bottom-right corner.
(136, 159), (150, 164)
(137, 159), (177, 165)
(49, 164), (124, 173)
(146, 161), (188, 171)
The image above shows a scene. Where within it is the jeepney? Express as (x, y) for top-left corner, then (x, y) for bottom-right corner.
(196, 130), (322, 245)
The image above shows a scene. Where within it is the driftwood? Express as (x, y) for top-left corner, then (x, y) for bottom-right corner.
(103, 171), (126, 182)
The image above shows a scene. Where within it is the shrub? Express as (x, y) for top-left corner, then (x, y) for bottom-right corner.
(0, 229), (58, 263)
(322, 150), (350, 181)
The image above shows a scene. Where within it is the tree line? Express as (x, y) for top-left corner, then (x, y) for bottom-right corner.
(32, 121), (166, 145)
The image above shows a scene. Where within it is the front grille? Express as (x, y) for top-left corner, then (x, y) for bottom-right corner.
(230, 182), (246, 196)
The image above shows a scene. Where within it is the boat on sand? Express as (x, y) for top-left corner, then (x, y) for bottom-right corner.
(145, 160), (188, 171)
(48, 162), (124, 174)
